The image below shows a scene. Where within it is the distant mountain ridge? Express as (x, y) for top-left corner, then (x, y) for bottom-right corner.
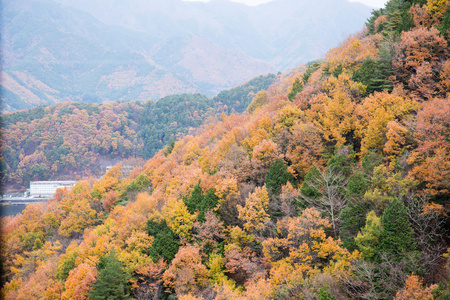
(1, 0), (372, 112)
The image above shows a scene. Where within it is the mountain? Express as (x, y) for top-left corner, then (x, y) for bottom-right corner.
(1, 0), (371, 112)
(2, 0), (450, 299)
(0, 74), (276, 190)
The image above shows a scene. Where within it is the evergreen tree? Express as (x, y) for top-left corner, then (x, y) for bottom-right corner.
(332, 64), (344, 78)
(163, 138), (175, 156)
(302, 61), (321, 84)
(361, 151), (383, 177)
(440, 6), (450, 42)
(184, 181), (203, 214)
(198, 189), (219, 222)
(89, 249), (131, 300)
(300, 167), (322, 200)
(147, 218), (180, 263)
(346, 172), (369, 199)
(366, 8), (385, 34)
(265, 158), (295, 196)
(339, 202), (371, 250)
(433, 274), (450, 300)
(385, 0), (405, 14)
(318, 285), (338, 300)
(327, 146), (356, 178)
(352, 57), (393, 95)
(183, 182), (219, 222)
(379, 198), (415, 255)
(288, 78), (303, 101)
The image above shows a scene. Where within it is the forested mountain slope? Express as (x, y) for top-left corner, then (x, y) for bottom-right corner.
(1, 0), (450, 299)
(0, 74), (276, 191)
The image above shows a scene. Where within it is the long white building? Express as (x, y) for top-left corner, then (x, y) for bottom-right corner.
(30, 181), (77, 197)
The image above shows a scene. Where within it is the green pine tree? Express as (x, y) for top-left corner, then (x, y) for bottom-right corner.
(352, 57), (393, 95)
(379, 198), (415, 256)
(184, 181), (203, 214)
(366, 8), (385, 34)
(302, 61), (321, 84)
(288, 78), (303, 101)
(147, 217), (180, 263)
(265, 158), (295, 196)
(327, 146), (356, 178)
(440, 6), (450, 42)
(300, 167), (322, 199)
(198, 189), (219, 222)
(317, 285), (338, 300)
(361, 151), (383, 177)
(89, 249), (131, 300)
(339, 202), (371, 250)
(346, 172), (369, 199)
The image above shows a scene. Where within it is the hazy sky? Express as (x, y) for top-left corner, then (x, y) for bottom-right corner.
(184, 0), (387, 8)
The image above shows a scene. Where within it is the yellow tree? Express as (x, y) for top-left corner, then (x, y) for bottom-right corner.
(162, 198), (196, 240)
(425, 0), (448, 14)
(183, 138), (201, 166)
(237, 186), (270, 232)
(355, 91), (416, 156)
(262, 208), (359, 277)
(274, 103), (304, 132)
(248, 90), (269, 114)
(59, 198), (98, 237)
(308, 74), (364, 146)
(62, 263), (98, 300)
(242, 113), (273, 156)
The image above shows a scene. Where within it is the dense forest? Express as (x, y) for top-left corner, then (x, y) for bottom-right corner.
(1, 0), (450, 299)
(0, 74), (275, 191)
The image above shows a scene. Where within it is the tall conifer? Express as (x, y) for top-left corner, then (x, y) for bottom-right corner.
(89, 249), (131, 300)
(379, 198), (415, 255)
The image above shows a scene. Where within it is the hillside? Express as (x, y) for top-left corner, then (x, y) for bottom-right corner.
(1, 0), (450, 299)
(0, 74), (276, 191)
(1, 0), (371, 112)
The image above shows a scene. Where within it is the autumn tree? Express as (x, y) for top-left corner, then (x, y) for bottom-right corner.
(162, 198), (196, 240)
(286, 122), (324, 178)
(393, 27), (449, 100)
(408, 97), (450, 195)
(59, 198), (98, 237)
(262, 208), (359, 277)
(395, 274), (437, 300)
(354, 91), (416, 155)
(223, 243), (265, 286)
(62, 263), (98, 300)
(308, 74), (362, 147)
(248, 90), (268, 114)
(132, 259), (166, 300)
(278, 182), (301, 218)
(162, 246), (209, 297)
(237, 185), (270, 232)
(192, 210), (225, 253)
